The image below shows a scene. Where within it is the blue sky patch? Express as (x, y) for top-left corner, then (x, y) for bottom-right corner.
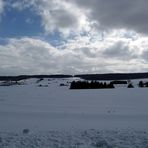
(0, 6), (43, 38)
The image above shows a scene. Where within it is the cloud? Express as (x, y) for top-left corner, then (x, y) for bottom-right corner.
(35, 0), (91, 36)
(9, 0), (148, 37)
(0, 37), (93, 75)
(8, 0), (90, 36)
(9, 0), (35, 10)
(73, 0), (148, 35)
(6, 0), (148, 35)
(1, 1), (148, 75)
(102, 41), (134, 60)
(141, 49), (148, 62)
(0, 37), (57, 75)
(0, 35), (148, 75)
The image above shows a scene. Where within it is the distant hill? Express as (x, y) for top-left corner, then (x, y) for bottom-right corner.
(0, 75), (73, 81)
(1, 72), (148, 81)
(75, 72), (148, 80)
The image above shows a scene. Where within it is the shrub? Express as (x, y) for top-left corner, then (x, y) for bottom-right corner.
(127, 83), (134, 88)
(138, 81), (144, 87)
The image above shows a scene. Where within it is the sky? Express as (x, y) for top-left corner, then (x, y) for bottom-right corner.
(0, 0), (148, 75)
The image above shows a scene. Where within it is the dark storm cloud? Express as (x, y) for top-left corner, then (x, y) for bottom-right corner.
(73, 0), (148, 34)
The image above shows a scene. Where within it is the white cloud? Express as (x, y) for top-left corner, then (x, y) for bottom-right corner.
(34, 0), (91, 36)
(0, 34), (148, 75)
(10, 0), (36, 10)
(8, 0), (91, 36)
(0, 37), (85, 75)
(0, 37), (57, 75)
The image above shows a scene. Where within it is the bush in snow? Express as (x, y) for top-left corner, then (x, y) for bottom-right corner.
(127, 83), (134, 88)
(138, 81), (144, 87)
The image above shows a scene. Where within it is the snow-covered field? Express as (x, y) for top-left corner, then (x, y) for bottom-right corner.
(0, 78), (148, 147)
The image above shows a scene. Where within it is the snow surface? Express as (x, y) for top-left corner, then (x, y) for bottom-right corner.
(0, 78), (148, 147)
(1, 129), (148, 148)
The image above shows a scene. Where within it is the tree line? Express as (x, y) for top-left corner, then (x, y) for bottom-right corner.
(70, 80), (148, 89)
(138, 81), (148, 87)
(70, 81), (114, 89)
